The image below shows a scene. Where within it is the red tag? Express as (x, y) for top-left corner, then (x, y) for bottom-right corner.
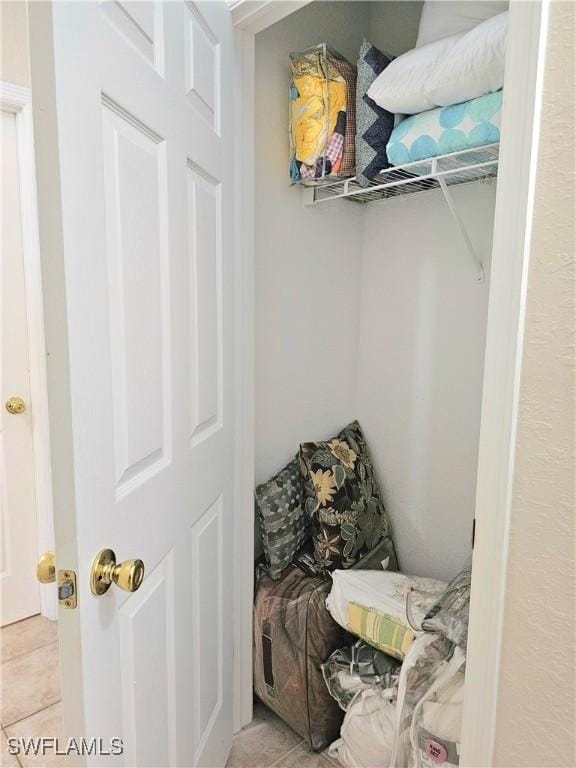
(424, 738), (448, 764)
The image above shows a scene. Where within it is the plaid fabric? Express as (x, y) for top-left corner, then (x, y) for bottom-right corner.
(300, 164), (317, 180)
(326, 131), (344, 164)
(300, 132), (344, 179)
(332, 57), (357, 177)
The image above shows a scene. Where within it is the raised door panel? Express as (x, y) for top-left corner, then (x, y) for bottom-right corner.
(187, 161), (222, 446)
(119, 552), (176, 767)
(190, 497), (223, 760)
(184, 3), (220, 131)
(100, 0), (164, 73)
(102, 99), (171, 499)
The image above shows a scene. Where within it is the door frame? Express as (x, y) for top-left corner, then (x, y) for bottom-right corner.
(231, 4), (550, 766)
(1, 81), (57, 623)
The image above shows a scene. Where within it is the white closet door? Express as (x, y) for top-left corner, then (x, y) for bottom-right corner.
(32, 2), (235, 765)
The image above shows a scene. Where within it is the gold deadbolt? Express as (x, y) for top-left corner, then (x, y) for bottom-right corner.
(5, 396), (26, 415)
(90, 549), (145, 596)
(37, 551), (56, 583)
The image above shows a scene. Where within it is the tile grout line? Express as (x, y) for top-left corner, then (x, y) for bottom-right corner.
(268, 739), (305, 767)
(1, 636), (59, 667)
(3, 697), (63, 731)
(1, 619), (58, 767)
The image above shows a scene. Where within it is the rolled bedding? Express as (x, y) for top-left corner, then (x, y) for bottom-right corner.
(326, 569), (447, 660)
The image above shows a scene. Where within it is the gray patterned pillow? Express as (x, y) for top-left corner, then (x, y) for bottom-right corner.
(255, 457), (307, 580)
(356, 40), (395, 187)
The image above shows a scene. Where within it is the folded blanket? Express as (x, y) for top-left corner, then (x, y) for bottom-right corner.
(387, 89), (502, 167)
(327, 570), (447, 659)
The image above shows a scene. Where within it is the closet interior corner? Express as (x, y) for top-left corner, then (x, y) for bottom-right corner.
(250, 1), (506, 765)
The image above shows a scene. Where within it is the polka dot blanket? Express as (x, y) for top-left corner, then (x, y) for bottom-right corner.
(387, 89), (502, 167)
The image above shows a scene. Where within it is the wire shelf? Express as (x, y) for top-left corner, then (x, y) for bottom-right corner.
(303, 143), (499, 205)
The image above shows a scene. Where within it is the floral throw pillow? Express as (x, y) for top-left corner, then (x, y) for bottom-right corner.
(299, 421), (391, 571)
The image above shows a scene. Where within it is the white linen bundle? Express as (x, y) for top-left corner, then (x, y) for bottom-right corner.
(367, 11), (508, 115)
(328, 687), (397, 768)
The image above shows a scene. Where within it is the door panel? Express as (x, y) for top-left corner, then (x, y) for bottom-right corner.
(100, 1), (164, 72)
(191, 497), (224, 759)
(187, 162), (222, 444)
(30, 1), (235, 764)
(119, 553), (176, 768)
(102, 101), (171, 494)
(184, 3), (220, 130)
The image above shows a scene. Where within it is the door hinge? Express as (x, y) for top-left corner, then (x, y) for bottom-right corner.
(58, 569), (78, 609)
(471, 519), (476, 550)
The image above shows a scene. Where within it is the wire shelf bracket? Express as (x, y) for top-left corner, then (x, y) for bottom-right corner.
(435, 163), (486, 283)
(301, 143), (499, 282)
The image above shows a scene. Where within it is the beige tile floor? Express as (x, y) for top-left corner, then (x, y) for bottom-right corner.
(0, 617), (339, 768)
(1, 615), (63, 768)
(226, 702), (340, 768)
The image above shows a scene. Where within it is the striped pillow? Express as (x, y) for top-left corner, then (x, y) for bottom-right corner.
(347, 602), (415, 660)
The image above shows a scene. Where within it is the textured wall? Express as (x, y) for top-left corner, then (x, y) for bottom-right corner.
(0, 1), (30, 87)
(493, 2), (576, 765)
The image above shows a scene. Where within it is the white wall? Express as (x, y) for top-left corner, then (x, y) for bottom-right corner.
(359, 2), (493, 581)
(254, 2), (371, 484)
(356, 184), (496, 580)
(493, 1), (575, 764)
(368, 0), (423, 56)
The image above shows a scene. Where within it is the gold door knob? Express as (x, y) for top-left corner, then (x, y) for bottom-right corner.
(5, 396), (26, 415)
(90, 548), (145, 596)
(37, 551), (56, 583)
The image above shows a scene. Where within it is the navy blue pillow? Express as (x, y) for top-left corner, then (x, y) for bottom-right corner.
(356, 41), (395, 187)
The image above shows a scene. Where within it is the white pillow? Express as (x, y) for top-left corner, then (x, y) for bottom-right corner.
(417, 0), (509, 47)
(367, 11), (508, 115)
